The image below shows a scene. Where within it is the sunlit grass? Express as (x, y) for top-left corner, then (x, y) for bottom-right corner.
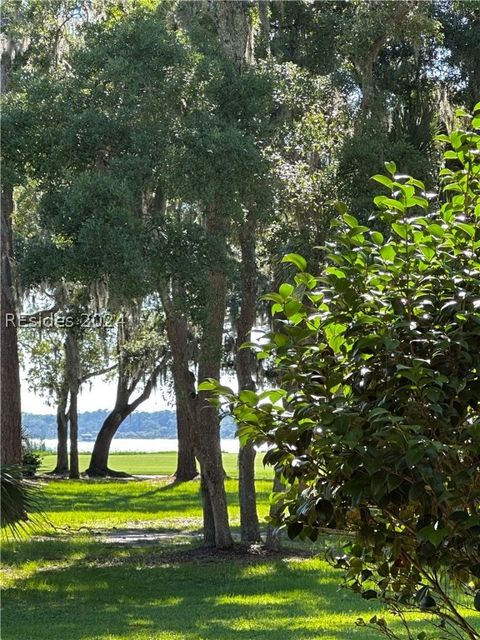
(2, 470), (479, 639)
(39, 451), (274, 479)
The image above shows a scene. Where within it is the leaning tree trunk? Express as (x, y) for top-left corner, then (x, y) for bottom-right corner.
(236, 213), (261, 544)
(160, 282), (198, 481)
(195, 211), (233, 549)
(66, 332), (80, 479)
(86, 407), (126, 476)
(86, 357), (163, 477)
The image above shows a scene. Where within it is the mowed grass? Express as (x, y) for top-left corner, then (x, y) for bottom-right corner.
(39, 451), (273, 479)
(3, 455), (479, 640)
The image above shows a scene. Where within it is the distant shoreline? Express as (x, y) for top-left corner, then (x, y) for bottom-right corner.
(32, 437), (241, 454)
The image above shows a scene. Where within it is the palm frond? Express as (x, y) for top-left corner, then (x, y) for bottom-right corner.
(1, 465), (44, 539)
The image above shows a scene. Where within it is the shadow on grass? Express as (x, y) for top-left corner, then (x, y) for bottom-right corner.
(38, 480), (271, 517)
(4, 536), (474, 640)
(3, 546), (385, 640)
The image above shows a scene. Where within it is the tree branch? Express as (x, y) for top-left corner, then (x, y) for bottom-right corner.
(127, 355), (168, 413)
(79, 363), (117, 386)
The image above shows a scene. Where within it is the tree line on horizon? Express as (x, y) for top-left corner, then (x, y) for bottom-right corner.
(22, 410), (236, 441)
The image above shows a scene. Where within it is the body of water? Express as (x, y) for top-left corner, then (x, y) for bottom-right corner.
(33, 438), (241, 454)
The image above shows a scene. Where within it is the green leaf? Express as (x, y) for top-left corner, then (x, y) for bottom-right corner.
(342, 213), (359, 228)
(444, 150), (458, 160)
(385, 161), (397, 175)
(371, 174), (393, 190)
(239, 389), (258, 404)
(371, 231), (384, 244)
(428, 224), (445, 238)
(279, 283), (294, 299)
(282, 253), (307, 272)
(454, 108), (469, 119)
(456, 222), (475, 238)
(418, 525), (450, 547)
(379, 245), (396, 261)
(419, 245), (435, 261)
(198, 379), (217, 391)
(374, 196), (405, 212)
(392, 222), (408, 239)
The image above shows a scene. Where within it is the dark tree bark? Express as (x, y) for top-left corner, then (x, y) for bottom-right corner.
(159, 281), (198, 482)
(174, 369), (198, 481)
(188, 0), (257, 549)
(68, 389), (79, 479)
(195, 210), (233, 549)
(1, 41), (22, 467)
(265, 472), (285, 551)
(257, 1), (271, 58)
(51, 376), (69, 475)
(86, 375), (162, 477)
(236, 213), (261, 544)
(86, 405), (127, 476)
(66, 332), (80, 479)
(1, 186), (22, 466)
(86, 321), (165, 477)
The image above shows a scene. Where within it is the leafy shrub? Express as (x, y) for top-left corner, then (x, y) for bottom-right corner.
(21, 430), (42, 477)
(203, 105), (480, 639)
(22, 451), (42, 477)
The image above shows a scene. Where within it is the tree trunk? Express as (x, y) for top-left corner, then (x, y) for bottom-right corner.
(257, 1), (271, 58)
(1, 38), (22, 467)
(175, 388), (198, 481)
(1, 185), (22, 467)
(66, 332), (80, 479)
(51, 377), (69, 475)
(160, 283), (198, 482)
(191, 0), (257, 549)
(239, 443), (261, 543)
(201, 474), (216, 547)
(86, 408), (125, 476)
(236, 213), (261, 544)
(195, 211), (233, 549)
(69, 389), (79, 479)
(86, 340), (164, 477)
(265, 471), (285, 550)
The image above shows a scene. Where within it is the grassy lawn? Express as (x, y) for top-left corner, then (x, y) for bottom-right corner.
(2, 455), (479, 640)
(39, 451), (273, 479)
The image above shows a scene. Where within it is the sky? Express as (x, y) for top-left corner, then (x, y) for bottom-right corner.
(20, 369), (175, 415)
(21, 368), (238, 415)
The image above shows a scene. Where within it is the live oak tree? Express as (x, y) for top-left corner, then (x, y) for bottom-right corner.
(6, 5), (269, 542)
(86, 308), (168, 477)
(4, 8), (190, 474)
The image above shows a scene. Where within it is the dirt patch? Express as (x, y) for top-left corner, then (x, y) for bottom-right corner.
(104, 528), (202, 546)
(155, 542), (315, 566)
